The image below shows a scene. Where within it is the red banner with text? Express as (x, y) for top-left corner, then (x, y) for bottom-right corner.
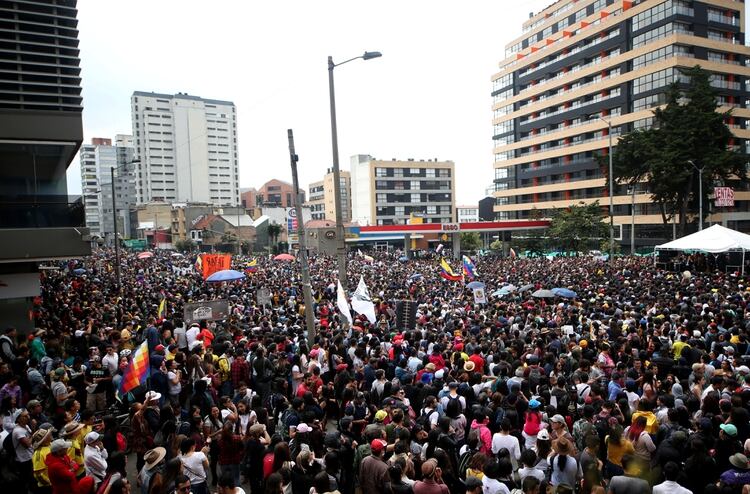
(201, 254), (232, 279)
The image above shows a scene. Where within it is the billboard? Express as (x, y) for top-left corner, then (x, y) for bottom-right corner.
(714, 187), (735, 207)
(183, 300), (230, 323)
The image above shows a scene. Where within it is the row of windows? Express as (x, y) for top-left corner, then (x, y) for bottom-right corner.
(374, 168), (451, 178)
(633, 92), (667, 112)
(632, 22), (688, 49)
(633, 68), (677, 95)
(493, 73), (513, 92)
(493, 120), (514, 136)
(632, 0), (692, 32)
(375, 180), (451, 191)
(632, 44), (690, 70)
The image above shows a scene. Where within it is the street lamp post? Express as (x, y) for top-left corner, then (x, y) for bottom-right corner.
(688, 160), (704, 231)
(328, 50), (382, 290)
(629, 185), (636, 255)
(594, 115), (615, 259)
(110, 159), (139, 289)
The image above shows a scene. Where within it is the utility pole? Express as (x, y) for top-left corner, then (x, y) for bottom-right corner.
(288, 129), (317, 342)
(688, 160), (704, 231)
(630, 185), (636, 255)
(111, 165), (121, 289)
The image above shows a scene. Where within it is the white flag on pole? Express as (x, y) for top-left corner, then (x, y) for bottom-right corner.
(351, 276), (377, 324)
(336, 280), (353, 326)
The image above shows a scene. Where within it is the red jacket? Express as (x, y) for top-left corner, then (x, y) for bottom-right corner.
(46, 453), (94, 494)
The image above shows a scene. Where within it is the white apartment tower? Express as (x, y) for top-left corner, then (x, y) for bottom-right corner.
(131, 92), (239, 205)
(80, 137), (135, 239)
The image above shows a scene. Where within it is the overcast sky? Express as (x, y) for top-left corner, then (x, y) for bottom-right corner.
(68, 0), (552, 205)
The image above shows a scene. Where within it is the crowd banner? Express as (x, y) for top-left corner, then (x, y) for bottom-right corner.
(473, 287), (487, 304)
(201, 254), (232, 279)
(183, 300), (230, 323)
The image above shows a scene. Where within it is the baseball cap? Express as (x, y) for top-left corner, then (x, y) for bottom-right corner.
(370, 439), (387, 454)
(50, 439), (72, 454)
(374, 410), (388, 422)
(84, 432), (100, 445)
(537, 429), (551, 441)
(721, 423), (738, 437)
(297, 423), (312, 433)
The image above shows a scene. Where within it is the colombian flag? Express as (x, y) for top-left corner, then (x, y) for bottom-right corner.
(245, 259), (258, 274)
(157, 297), (166, 320)
(119, 340), (149, 395)
(439, 258), (463, 282)
(462, 255), (477, 280)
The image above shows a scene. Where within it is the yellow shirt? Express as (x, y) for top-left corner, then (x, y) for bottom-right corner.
(631, 411), (659, 434)
(69, 433), (85, 475)
(606, 437), (635, 466)
(166, 350), (177, 361)
(672, 341), (690, 360)
(32, 445), (51, 486)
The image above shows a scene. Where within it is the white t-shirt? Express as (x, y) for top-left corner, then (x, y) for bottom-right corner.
(12, 425), (32, 462)
(186, 326), (200, 348)
(491, 432), (521, 459)
(179, 451), (208, 485)
(168, 371), (182, 396)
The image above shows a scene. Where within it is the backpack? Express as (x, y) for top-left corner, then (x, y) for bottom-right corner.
(594, 415), (611, 452)
(277, 408), (296, 439)
(3, 429), (15, 458)
(528, 367), (542, 391)
(415, 408), (436, 430)
(458, 449), (476, 480)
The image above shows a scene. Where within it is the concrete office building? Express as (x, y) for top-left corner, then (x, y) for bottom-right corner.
(306, 169), (352, 222)
(0, 0), (90, 330)
(350, 155), (456, 226)
(80, 136), (135, 239)
(131, 91), (239, 205)
(492, 0), (750, 243)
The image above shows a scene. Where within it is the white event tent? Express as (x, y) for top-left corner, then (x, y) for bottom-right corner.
(655, 224), (750, 273)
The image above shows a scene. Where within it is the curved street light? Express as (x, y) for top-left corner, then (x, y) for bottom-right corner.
(327, 50), (382, 291)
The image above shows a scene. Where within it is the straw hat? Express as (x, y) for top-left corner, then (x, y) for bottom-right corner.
(32, 428), (52, 449)
(556, 437), (573, 455)
(61, 421), (84, 438)
(463, 361), (476, 372)
(144, 447), (166, 470)
(729, 453), (749, 470)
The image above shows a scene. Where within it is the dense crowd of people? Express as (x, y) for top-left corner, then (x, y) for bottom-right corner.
(0, 247), (749, 494)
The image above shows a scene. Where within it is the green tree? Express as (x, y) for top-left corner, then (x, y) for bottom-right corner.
(174, 239), (196, 253)
(489, 239), (503, 251)
(612, 65), (746, 237)
(460, 232), (482, 252)
(267, 223), (282, 252)
(548, 201), (608, 253)
(515, 236), (547, 257)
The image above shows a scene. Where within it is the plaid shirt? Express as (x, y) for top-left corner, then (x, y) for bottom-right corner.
(230, 358), (250, 388)
(218, 434), (244, 465)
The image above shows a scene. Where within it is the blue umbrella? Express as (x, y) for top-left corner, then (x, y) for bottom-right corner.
(73, 268), (86, 275)
(553, 287), (577, 298)
(409, 273), (423, 280)
(466, 281), (485, 289)
(206, 269), (246, 282)
(399, 256), (409, 262)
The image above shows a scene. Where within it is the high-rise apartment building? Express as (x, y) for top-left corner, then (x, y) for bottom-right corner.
(306, 169), (352, 222)
(492, 0), (750, 242)
(131, 91), (239, 206)
(80, 137), (135, 239)
(350, 155), (455, 226)
(0, 0), (90, 329)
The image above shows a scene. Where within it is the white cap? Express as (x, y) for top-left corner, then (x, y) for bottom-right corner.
(84, 431), (100, 445)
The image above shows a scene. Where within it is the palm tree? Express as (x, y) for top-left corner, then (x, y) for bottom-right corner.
(267, 222), (282, 254)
